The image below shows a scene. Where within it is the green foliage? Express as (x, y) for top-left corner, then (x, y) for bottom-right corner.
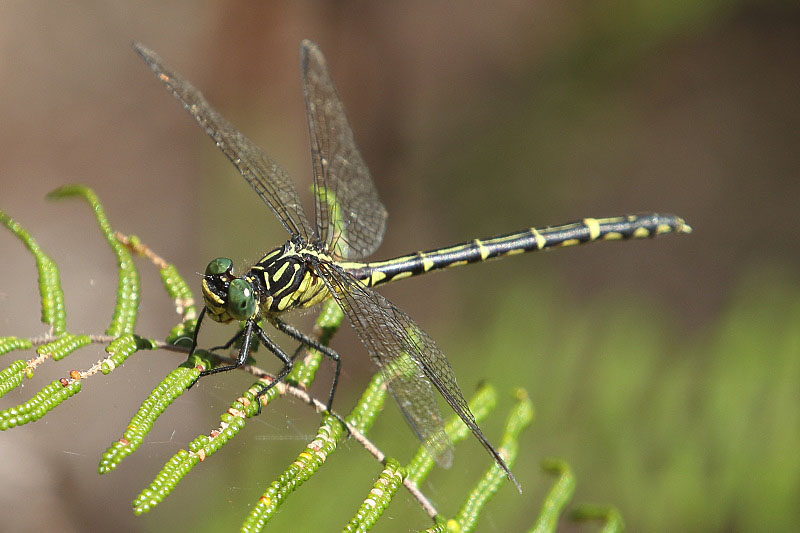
(450, 265), (800, 531)
(0, 208), (66, 335)
(407, 383), (499, 485)
(0, 360), (28, 397)
(242, 414), (346, 530)
(38, 333), (91, 361)
(0, 377), (81, 429)
(343, 459), (406, 532)
(48, 185), (140, 337)
(572, 504), (624, 533)
(453, 389), (534, 532)
(98, 354), (210, 474)
(531, 459), (576, 533)
(0, 337), (33, 356)
(0, 187), (628, 531)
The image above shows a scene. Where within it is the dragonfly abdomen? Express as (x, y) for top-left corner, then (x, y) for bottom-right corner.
(351, 213), (691, 288)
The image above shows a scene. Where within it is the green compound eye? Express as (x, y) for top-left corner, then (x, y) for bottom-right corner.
(205, 257), (233, 277)
(227, 278), (257, 320)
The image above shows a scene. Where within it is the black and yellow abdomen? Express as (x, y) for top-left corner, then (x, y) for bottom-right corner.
(343, 213), (691, 288)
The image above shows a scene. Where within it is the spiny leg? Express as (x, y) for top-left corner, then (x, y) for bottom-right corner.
(186, 307), (212, 390)
(187, 306), (207, 359)
(186, 328), (244, 390)
(269, 318), (350, 432)
(253, 327), (294, 415)
(187, 309), (251, 390)
(186, 318), (295, 417)
(290, 343), (305, 361)
(270, 317), (341, 412)
(207, 328), (246, 354)
(198, 319), (257, 378)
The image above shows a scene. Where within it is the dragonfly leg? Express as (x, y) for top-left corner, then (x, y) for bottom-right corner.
(270, 317), (341, 412)
(206, 328), (246, 354)
(188, 306), (244, 389)
(187, 316), (249, 390)
(290, 343), (305, 361)
(187, 306), (207, 358)
(253, 327), (294, 416)
(186, 328), (247, 390)
(195, 319), (257, 382)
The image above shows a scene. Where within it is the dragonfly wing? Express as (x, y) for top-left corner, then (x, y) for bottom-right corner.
(300, 40), (388, 260)
(134, 43), (314, 240)
(318, 261), (452, 466)
(319, 262), (517, 489)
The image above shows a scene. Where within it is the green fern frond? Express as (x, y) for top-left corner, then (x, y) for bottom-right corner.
(0, 186), (618, 531)
(98, 354), (210, 474)
(242, 414), (345, 530)
(530, 459), (576, 532)
(49, 185), (140, 336)
(0, 337), (33, 356)
(450, 388), (534, 532)
(571, 504), (625, 532)
(343, 459), (406, 532)
(407, 383), (498, 485)
(0, 360), (28, 398)
(36, 333), (92, 361)
(0, 208), (66, 335)
(0, 377), (81, 430)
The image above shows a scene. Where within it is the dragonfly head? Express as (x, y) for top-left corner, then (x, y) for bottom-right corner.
(201, 257), (258, 323)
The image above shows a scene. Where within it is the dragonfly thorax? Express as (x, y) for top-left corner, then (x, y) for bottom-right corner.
(249, 241), (332, 313)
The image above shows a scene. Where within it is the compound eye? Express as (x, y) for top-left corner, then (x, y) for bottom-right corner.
(227, 278), (257, 320)
(205, 257), (233, 277)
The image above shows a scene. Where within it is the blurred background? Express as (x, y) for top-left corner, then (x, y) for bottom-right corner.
(0, 1), (798, 531)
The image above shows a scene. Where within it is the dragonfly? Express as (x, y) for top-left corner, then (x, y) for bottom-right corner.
(134, 40), (691, 492)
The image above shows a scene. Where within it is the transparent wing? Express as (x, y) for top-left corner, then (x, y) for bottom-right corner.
(300, 40), (388, 260)
(135, 43), (314, 240)
(317, 261), (452, 466)
(318, 262), (516, 486)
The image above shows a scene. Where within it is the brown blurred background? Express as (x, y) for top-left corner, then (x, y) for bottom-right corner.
(0, 2), (798, 531)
